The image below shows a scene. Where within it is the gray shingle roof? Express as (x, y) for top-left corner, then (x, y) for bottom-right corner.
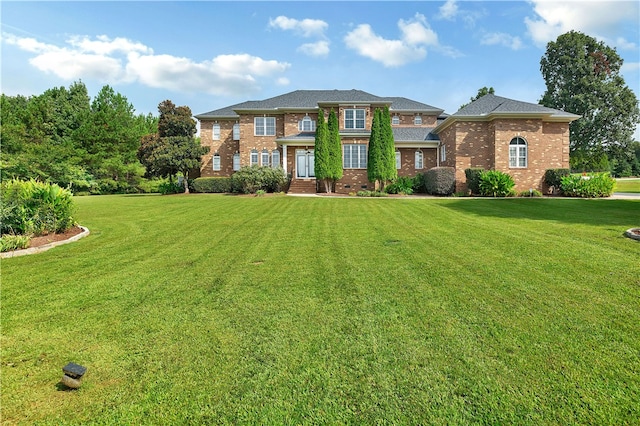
(196, 90), (445, 118)
(453, 94), (579, 118)
(392, 127), (439, 142)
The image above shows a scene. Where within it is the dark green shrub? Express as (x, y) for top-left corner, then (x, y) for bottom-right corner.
(1, 179), (75, 236)
(230, 166), (287, 194)
(0, 234), (31, 252)
(544, 168), (571, 190)
(560, 173), (615, 198)
(136, 178), (167, 194)
(385, 176), (414, 195)
(193, 177), (232, 193)
(413, 173), (428, 193)
(519, 189), (543, 197)
(478, 170), (515, 197)
(158, 181), (184, 195)
(424, 167), (456, 196)
(464, 168), (484, 195)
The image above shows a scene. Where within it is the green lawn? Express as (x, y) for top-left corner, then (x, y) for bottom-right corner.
(2, 194), (639, 424)
(616, 178), (640, 193)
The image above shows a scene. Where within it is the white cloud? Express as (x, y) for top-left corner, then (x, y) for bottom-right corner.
(276, 77), (290, 86)
(525, 1), (640, 48)
(621, 62), (640, 73)
(344, 13), (457, 67)
(2, 33), (290, 96)
(297, 40), (330, 58)
(615, 37), (637, 50)
(481, 32), (524, 50)
(438, 0), (459, 20)
(268, 16), (328, 38)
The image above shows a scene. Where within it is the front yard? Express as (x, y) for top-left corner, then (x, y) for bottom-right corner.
(2, 195), (639, 424)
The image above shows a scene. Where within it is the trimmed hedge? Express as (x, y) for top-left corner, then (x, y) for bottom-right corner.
(424, 167), (456, 196)
(230, 166), (288, 194)
(544, 168), (571, 191)
(464, 168), (484, 195)
(193, 177), (232, 193)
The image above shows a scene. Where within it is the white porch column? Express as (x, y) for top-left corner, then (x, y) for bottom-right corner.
(282, 144), (288, 174)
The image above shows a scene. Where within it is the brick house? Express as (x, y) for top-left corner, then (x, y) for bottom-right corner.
(195, 90), (579, 194)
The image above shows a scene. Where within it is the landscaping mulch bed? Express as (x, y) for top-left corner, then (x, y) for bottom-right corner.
(28, 226), (85, 249)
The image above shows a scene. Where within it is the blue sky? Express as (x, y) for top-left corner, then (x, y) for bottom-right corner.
(2, 1), (639, 137)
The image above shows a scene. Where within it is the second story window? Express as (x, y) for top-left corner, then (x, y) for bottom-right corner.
(414, 115), (422, 125)
(233, 123), (240, 140)
(344, 109), (365, 129)
(392, 115), (400, 125)
(255, 117), (276, 136)
(212, 124), (220, 140)
(298, 116), (316, 132)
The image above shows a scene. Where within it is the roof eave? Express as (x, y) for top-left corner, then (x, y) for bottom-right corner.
(433, 111), (581, 134)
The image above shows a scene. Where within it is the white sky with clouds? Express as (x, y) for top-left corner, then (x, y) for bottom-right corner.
(1, 1), (638, 137)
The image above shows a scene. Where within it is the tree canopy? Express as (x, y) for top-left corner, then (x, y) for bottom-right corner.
(540, 31), (639, 171)
(460, 87), (495, 109)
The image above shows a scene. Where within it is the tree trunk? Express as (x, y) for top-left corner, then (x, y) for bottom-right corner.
(183, 172), (190, 194)
(324, 179), (331, 193)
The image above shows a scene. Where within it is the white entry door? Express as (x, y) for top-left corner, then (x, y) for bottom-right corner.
(296, 150), (315, 178)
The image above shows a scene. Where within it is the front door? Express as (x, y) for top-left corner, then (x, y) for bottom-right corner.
(296, 149), (315, 178)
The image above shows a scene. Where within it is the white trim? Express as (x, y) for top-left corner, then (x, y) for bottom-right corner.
(282, 145), (288, 174)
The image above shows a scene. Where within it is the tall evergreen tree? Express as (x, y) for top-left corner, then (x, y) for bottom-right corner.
(367, 108), (383, 188)
(380, 106), (397, 187)
(313, 109), (331, 192)
(540, 31), (639, 169)
(326, 109), (343, 190)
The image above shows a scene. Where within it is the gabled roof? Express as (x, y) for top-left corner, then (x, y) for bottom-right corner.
(195, 90), (444, 119)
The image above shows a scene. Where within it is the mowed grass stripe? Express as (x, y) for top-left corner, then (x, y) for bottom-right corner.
(1, 195), (638, 424)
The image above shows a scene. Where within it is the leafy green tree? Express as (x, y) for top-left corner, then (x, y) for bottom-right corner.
(313, 109), (331, 192)
(138, 101), (208, 193)
(540, 31), (640, 168)
(460, 86), (495, 109)
(326, 109), (343, 190)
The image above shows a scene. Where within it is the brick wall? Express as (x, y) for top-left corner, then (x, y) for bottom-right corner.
(199, 119), (238, 177)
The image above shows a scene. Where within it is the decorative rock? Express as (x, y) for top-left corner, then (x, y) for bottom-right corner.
(624, 228), (640, 241)
(61, 374), (82, 389)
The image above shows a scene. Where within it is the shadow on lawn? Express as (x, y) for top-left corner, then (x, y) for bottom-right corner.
(440, 198), (639, 227)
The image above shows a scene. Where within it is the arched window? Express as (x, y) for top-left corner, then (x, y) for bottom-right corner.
(415, 151), (424, 169)
(212, 153), (221, 171)
(250, 149), (259, 166)
(261, 149), (270, 166)
(298, 116), (316, 132)
(509, 137), (527, 168)
(271, 149), (281, 168)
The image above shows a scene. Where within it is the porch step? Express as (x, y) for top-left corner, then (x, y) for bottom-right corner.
(288, 179), (317, 194)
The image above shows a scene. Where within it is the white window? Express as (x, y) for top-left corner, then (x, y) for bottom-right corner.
(212, 124), (220, 140)
(261, 149), (270, 166)
(212, 153), (221, 171)
(344, 109), (365, 129)
(254, 117), (276, 136)
(343, 144), (367, 169)
(509, 137), (527, 168)
(271, 149), (280, 168)
(396, 151), (401, 169)
(415, 151), (424, 169)
(298, 116), (316, 132)
(250, 149), (259, 166)
(414, 115), (422, 125)
(392, 115), (400, 125)
(233, 123), (240, 141)
(233, 153), (241, 171)
(440, 145), (446, 162)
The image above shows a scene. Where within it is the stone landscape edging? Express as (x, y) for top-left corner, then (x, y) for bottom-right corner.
(0, 226), (90, 259)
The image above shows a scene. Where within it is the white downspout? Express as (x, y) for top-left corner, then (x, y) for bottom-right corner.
(282, 144), (288, 174)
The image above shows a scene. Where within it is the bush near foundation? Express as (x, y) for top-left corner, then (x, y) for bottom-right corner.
(385, 176), (414, 195)
(193, 177), (232, 193)
(230, 166), (288, 194)
(560, 173), (615, 198)
(424, 167), (456, 196)
(464, 168), (485, 195)
(0, 179), (75, 236)
(478, 170), (515, 197)
(544, 169), (571, 192)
